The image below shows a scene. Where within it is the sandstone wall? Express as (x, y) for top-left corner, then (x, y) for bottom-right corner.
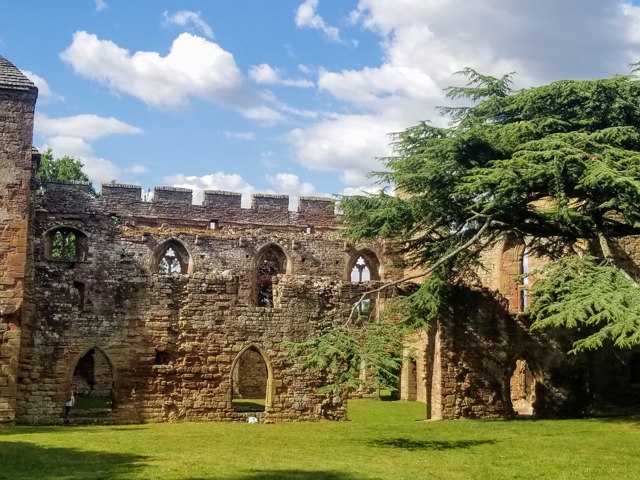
(0, 57), (37, 423)
(16, 183), (394, 423)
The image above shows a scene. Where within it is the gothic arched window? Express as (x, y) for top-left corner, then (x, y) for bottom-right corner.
(256, 245), (287, 307)
(348, 250), (380, 283)
(155, 241), (190, 275)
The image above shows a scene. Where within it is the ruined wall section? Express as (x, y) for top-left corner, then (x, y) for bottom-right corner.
(0, 57), (37, 423)
(18, 182), (392, 423)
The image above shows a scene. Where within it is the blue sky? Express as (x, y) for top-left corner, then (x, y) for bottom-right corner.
(2, 0), (640, 208)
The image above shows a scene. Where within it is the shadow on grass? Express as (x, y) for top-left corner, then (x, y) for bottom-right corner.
(187, 471), (361, 480)
(0, 441), (146, 480)
(591, 414), (640, 425)
(0, 425), (149, 436)
(369, 437), (495, 451)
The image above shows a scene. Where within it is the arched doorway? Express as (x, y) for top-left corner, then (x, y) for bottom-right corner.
(70, 347), (114, 419)
(509, 358), (536, 416)
(231, 346), (272, 412)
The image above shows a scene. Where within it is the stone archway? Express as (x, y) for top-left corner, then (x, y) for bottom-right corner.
(510, 358), (536, 416)
(231, 346), (272, 412)
(70, 347), (115, 419)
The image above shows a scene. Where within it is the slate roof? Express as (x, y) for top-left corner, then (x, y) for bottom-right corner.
(0, 55), (37, 91)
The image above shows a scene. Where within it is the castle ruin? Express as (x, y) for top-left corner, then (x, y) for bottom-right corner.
(1, 55), (639, 425)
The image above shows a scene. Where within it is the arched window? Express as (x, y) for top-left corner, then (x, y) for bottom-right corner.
(347, 250), (380, 282)
(351, 256), (371, 282)
(256, 245), (287, 307)
(45, 227), (88, 261)
(520, 247), (530, 311)
(155, 240), (191, 275)
(500, 236), (528, 313)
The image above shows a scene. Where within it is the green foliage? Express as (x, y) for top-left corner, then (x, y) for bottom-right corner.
(525, 255), (640, 352)
(286, 319), (404, 394)
(38, 148), (96, 195)
(51, 230), (77, 259)
(338, 67), (640, 352)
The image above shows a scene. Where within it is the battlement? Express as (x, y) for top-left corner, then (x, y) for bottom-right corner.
(40, 181), (338, 228)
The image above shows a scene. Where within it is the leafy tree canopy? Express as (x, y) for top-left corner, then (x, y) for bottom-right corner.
(38, 148), (96, 195)
(339, 68), (640, 354)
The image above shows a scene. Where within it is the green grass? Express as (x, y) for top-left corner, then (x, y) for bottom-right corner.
(1, 399), (639, 480)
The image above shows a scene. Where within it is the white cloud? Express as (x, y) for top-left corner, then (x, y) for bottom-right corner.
(166, 172), (256, 207)
(60, 31), (255, 110)
(239, 106), (284, 124)
(35, 114), (143, 187)
(21, 71), (63, 104)
(36, 114), (142, 140)
(223, 130), (255, 141)
(266, 173), (318, 197)
(127, 164), (147, 174)
(287, 0), (640, 193)
(95, 0), (106, 12)
(163, 10), (214, 39)
(249, 63), (313, 88)
(295, 0), (340, 41)
(42, 136), (121, 186)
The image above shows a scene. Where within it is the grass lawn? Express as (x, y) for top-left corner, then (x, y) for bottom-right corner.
(1, 399), (639, 480)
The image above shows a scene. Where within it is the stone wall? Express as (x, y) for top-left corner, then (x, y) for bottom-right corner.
(0, 56), (38, 423)
(15, 182), (396, 424)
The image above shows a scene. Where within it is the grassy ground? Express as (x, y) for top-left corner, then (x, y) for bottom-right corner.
(1, 399), (639, 480)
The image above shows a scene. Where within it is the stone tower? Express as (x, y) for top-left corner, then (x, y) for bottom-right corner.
(0, 55), (38, 422)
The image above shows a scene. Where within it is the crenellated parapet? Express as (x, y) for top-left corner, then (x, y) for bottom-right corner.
(41, 181), (338, 228)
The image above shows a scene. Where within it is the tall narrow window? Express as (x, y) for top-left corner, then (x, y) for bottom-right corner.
(500, 236), (527, 314)
(520, 247), (530, 311)
(256, 245), (287, 307)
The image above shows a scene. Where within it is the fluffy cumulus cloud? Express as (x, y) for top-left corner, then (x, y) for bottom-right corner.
(163, 10), (214, 39)
(60, 31), (256, 109)
(35, 114), (143, 187)
(288, 0), (640, 192)
(166, 172), (257, 207)
(295, 0), (340, 41)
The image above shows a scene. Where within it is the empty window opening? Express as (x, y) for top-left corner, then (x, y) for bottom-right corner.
(209, 219), (219, 230)
(70, 348), (114, 419)
(232, 348), (268, 412)
(47, 228), (87, 261)
(353, 298), (373, 318)
(155, 348), (170, 365)
(108, 214), (119, 227)
(256, 246), (286, 307)
(305, 225), (315, 234)
(509, 359), (536, 416)
(72, 281), (85, 310)
(157, 243), (190, 275)
(351, 256), (371, 282)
